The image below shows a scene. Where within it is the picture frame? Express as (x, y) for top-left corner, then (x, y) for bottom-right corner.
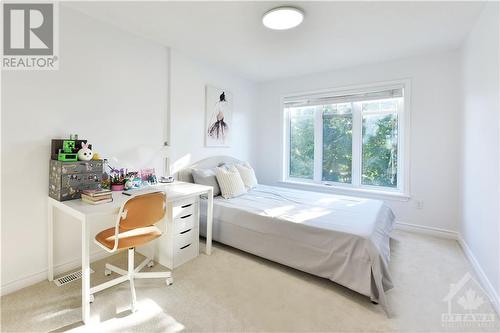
(205, 85), (233, 147)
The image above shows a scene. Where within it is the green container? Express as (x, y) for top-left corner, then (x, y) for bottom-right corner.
(57, 152), (78, 162)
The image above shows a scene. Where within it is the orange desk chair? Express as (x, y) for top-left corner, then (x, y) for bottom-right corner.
(92, 191), (173, 312)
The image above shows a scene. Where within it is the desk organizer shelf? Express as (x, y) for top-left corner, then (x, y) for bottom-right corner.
(49, 160), (103, 201)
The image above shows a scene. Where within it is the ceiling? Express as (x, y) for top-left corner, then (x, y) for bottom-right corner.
(65, 1), (485, 82)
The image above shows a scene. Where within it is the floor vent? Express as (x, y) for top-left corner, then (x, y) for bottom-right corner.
(54, 269), (95, 287)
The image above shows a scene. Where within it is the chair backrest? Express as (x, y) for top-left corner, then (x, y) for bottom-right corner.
(119, 191), (166, 230)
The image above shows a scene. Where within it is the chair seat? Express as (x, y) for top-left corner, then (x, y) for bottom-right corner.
(95, 225), (162, 250)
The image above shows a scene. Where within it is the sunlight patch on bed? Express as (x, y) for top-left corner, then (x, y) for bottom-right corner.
(316, 197), (366, 207)
(261, 205), (295, 217)
(261, 205), (331, 223)
(283, 207), (331, 223)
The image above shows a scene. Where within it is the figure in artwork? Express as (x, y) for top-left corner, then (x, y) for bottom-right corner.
(208, 91), (229, 140)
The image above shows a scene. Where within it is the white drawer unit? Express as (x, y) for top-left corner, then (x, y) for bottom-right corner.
(174, 214), (195, 234)
(151, 196), (200, 269)
(173, 228), (199, 267)
(173, 201), (196, 220)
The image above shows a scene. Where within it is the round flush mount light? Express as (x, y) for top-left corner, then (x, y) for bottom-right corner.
(262, 7), (304, 30)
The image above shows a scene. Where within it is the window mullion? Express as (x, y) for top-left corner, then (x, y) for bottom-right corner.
(284, 108), (291, 181)
(351, 103), (362, 187)
(313, 107), (323, 183)
(396, 98), (404, 192)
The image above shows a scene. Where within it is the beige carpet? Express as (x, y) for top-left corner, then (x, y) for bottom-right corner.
(1, 230), (499, 332)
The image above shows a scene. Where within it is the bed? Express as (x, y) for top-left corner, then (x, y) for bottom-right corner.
(178, 156), (395, 313)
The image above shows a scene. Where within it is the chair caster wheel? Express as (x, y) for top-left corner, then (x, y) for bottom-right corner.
(104, 269), (112, 276)
(89, 294), (94, 303)
(166, 277), (174, 286)
(147, 261), (154, 268)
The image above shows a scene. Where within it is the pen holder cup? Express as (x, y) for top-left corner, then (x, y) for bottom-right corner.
(111, 184), (125, 191)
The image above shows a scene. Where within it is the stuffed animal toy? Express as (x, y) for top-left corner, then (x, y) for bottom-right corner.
(92, 152), (102, 160)
(77, 142), (94, 161)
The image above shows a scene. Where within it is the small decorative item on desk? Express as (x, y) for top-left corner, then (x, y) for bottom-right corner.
(59, 140), (77, 161)
(140, 168), (158, 185)
(124, 171), (143, 190)
(51, 135), (94, 162)
(81, 189), (112, 205)
(77, 142), (94, 161)
(110, 167), (126, 191)
(160, 176), (174, 183)
(101, 159), (111, 189)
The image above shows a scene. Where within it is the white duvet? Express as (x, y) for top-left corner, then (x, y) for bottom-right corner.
(200, 184), (395, 313)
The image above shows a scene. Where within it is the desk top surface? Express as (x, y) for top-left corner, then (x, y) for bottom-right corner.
(48, 181), (211, 217)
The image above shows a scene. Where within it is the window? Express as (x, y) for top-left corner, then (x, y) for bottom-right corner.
(284, 83), (408, 195)
(361, 100), (398, 188)
(289, 107), (315, 179)
(322, 103), (353, 184)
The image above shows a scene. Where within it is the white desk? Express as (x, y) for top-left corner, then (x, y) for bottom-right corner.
(47, 181), (213, 324)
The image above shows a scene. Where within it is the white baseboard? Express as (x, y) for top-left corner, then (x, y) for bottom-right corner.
(394, 221), (459, 239)
(457, 236), (500, 316)
(0, 250), (111, 296)
(394, 221), (499, 316)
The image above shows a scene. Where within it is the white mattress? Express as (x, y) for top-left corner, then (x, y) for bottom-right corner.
(200, 184), (395, 313)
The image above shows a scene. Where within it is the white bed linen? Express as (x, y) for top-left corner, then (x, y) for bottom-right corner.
(199, 185), (395, 312)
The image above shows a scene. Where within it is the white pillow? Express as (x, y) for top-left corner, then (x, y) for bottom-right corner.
(215, 165), (247, 199)
(235, 163), (258, 189)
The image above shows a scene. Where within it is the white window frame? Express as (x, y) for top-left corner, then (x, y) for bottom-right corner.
(281, 79), (411, 200)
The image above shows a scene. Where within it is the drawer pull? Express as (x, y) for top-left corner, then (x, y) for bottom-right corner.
(181, 204), (192, 208)
(180, 214), (192, 219)
(180, 243), (191, 250)
(180, 228), (192, 235)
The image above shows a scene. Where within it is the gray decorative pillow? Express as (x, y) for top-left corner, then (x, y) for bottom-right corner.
(191, 168), (221, 196)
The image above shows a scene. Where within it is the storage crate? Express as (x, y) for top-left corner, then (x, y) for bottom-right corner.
(49, 160), (103, 201)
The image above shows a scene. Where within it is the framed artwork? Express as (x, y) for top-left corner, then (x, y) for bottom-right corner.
(205, 85), (232, 147)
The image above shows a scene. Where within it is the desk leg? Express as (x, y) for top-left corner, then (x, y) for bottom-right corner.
(206, 188), (213, 255)
(81, 217), (91, 324)
(47, 200), (54, 281)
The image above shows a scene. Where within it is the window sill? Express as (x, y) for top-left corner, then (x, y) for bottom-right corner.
(277, 180), (410, 202)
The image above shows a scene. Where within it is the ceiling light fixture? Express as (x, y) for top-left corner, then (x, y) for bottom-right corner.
(262, 7), (304, 30)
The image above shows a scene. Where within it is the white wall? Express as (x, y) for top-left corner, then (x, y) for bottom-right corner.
(168, 49), (256, 173)
(255, 51), (462, 233)
(0, 6), (169, 294)
(460, 1), (500, 308)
